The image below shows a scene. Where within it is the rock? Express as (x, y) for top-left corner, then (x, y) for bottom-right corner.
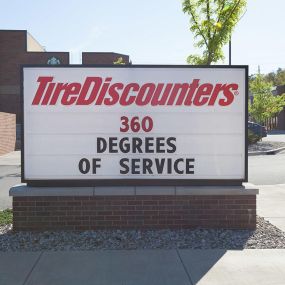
(1, 217), (285, 251)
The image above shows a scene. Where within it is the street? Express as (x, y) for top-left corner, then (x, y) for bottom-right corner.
(0, 166), (20, 209)
(249, 150), (285, 185)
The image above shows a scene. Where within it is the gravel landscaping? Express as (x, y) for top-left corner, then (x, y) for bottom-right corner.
(0, 216), (285, 251)
(248, 141), (285, 152)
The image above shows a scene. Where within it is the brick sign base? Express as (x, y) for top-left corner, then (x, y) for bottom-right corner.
(10, 185), (258, 231)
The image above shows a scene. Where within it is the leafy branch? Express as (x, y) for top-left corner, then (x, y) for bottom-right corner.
(182, 0), (247, 65)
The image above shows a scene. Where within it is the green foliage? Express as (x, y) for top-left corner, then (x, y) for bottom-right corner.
(0, 209), (13, 225)
(248, 130), (261, 145)
(182, 0), (247, 65)
(264, 68), (285, 86)
(249, 74), (285, 124)
(113, 57), (126, 65)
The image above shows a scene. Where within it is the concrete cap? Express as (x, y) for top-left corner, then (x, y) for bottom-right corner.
(176, 183), (259, 195)
(9, 184), (94, 196)
(9, 183), (259, 197)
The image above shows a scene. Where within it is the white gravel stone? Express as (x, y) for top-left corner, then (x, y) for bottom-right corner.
(1, 217), (285, 251)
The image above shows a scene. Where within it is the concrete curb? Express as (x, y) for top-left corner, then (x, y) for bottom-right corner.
(248, 146), (285, 156)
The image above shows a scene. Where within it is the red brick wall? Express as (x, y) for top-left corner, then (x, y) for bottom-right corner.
(0, 30), (69, 123)
(13, 195), (256, 231)
(82, 52), (130, 65)
(1, 30), (130, 123)
(277, 108), (285, 130)
(0, 112), (16, 155)
(0, 30), (26, 53)
(0, 95), (20, 119)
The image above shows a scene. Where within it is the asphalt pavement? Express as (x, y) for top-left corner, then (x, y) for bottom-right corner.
(248, 132), (285, 185)
(258, 184), (285, 232)
(248, 150), (285, 185)
(263, 131), (285, 142)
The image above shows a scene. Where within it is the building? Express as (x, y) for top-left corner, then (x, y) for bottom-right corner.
(0, 30), (130, 125)
(274, 85), (285, 130)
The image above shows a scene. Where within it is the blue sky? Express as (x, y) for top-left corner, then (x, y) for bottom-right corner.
(1, 0), (285, 75)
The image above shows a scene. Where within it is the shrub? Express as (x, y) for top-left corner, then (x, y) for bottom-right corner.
(0, 209), (13, 225)
(248, 129), (261, 145)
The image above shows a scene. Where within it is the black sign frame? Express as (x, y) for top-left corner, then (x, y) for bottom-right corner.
(21, 64), (248, 187)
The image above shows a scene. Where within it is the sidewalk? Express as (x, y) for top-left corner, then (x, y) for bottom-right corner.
(257, 184), (285, 232)
(0, 151), (21, 166)
(263, 132), (285, 143)
(1, 249), (285, 285)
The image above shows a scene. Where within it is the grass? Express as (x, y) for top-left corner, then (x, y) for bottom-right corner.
(0, 209), (13, 226)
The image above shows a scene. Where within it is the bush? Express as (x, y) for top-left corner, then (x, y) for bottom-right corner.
(248, 129), (261, 144)
(0, 209), (13, 225)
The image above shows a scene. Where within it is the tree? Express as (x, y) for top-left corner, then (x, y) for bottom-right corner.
(275, 68), (285, 86)
(249, 74), (285, 124)
(264, 68), (285, 86)
(182, 0), (247, 65)
(113, 57), (126, 65)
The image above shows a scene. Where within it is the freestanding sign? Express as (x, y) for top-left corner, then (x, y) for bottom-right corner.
(22, 65), (247, 186)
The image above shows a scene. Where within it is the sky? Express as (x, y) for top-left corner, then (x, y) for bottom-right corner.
(1, 0), (285, 75)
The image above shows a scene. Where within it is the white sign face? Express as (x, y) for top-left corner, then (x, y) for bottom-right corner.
(23, 66), (247, 185)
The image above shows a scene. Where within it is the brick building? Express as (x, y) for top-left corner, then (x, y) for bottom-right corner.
(275, 85), (285, 130)
(0, 30), (130, 125)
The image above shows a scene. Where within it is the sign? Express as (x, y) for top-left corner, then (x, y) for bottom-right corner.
(22, 65), (248, 186)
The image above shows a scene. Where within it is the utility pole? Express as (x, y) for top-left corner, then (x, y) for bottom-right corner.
(229, 36), (232, 65)
(229, 9), (247, 66)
